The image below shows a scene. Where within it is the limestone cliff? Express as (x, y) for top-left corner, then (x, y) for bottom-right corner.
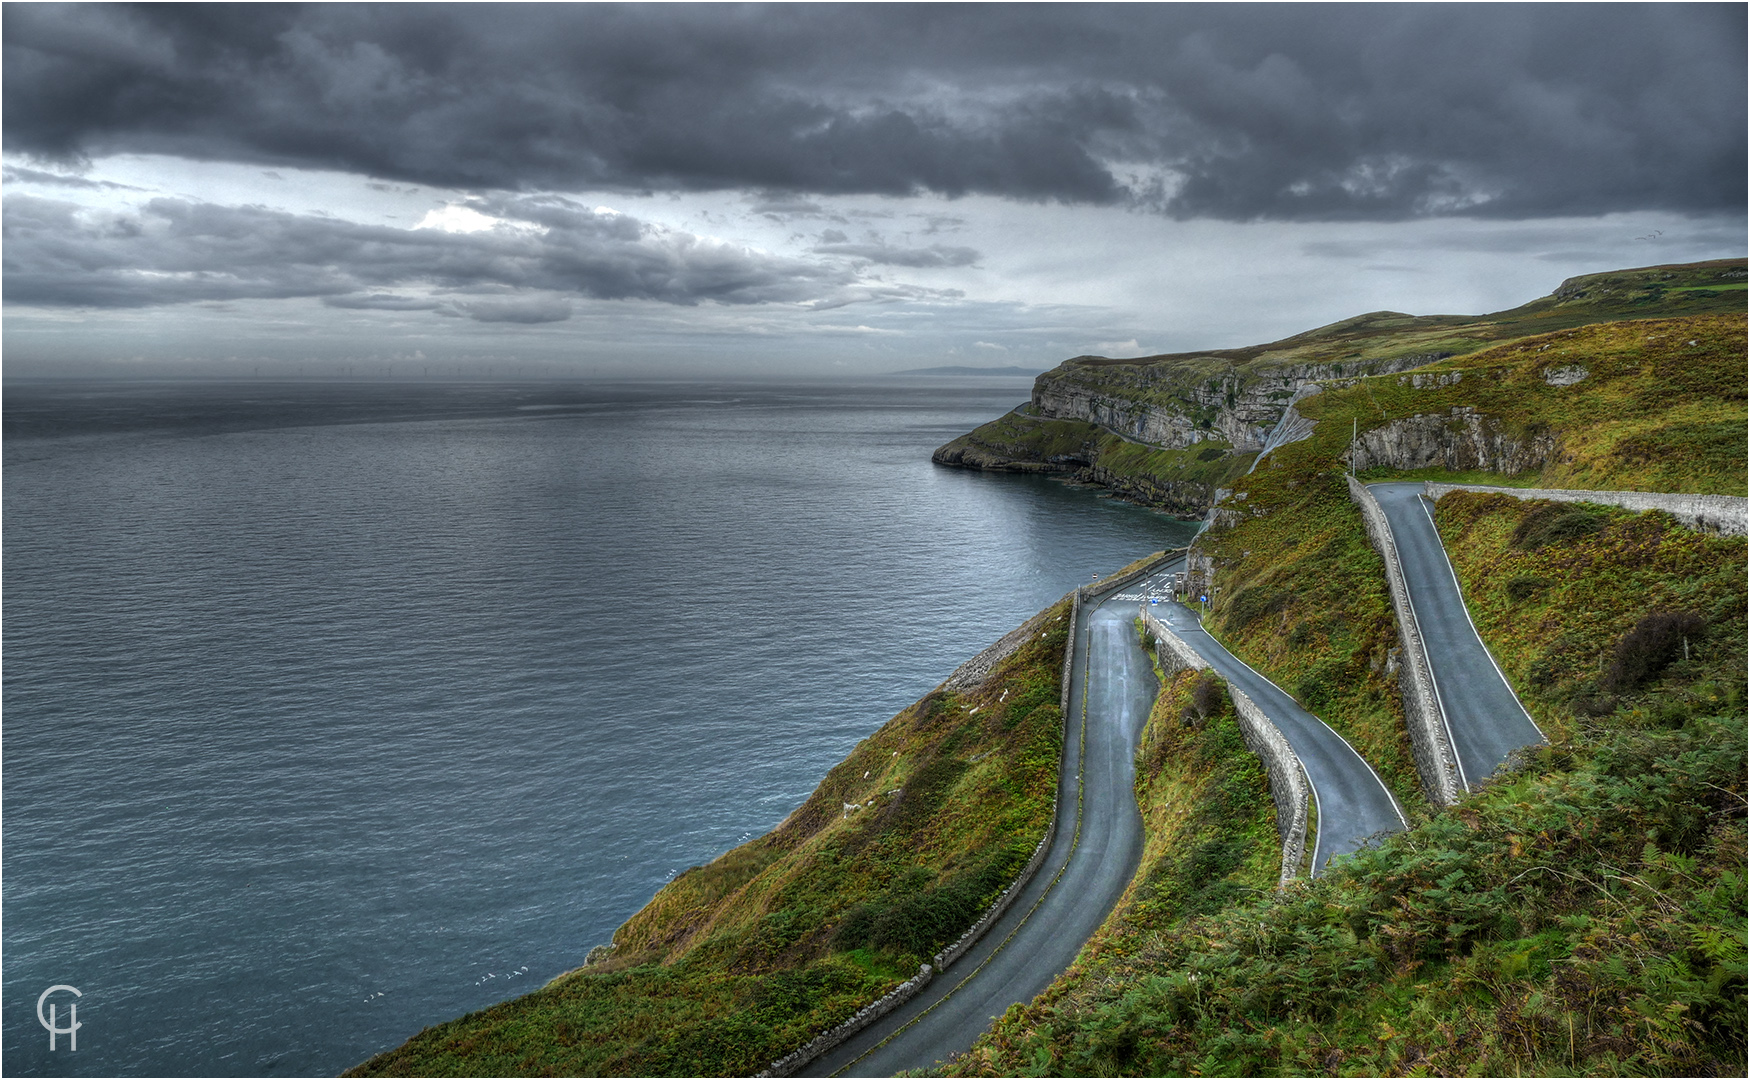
(1031, 354), (1439, 452)
(1346, 405), (1557, 476)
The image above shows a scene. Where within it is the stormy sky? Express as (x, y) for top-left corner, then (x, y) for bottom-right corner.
(5, 3), (1745, 378)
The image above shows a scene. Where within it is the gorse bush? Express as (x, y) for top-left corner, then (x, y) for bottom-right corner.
(1602, 610), (1707, 692)
(1504, 573), (1551, 601)
(832, 851), (1016, 958)
(1189, 674), (1227, 721)
(1511, 502), (1607, 550)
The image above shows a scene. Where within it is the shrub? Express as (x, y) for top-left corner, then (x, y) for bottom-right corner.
(1569, 691), (1618, 717)
(1190, 674), (1227, 720)
(1510, 502), (1607, 550)
(833, 856), (1015, 960)
(1601, 610), (1707, 692)
(1503, 573), (1551, 601)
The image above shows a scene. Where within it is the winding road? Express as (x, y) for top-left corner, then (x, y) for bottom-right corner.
(802, 484), (1548, 1073)
(804, 556), (1402, 1076)
(804, 571), (1155, 1077)
(1125, 567), (1406, 871)
(1368, 483), (1546, 787)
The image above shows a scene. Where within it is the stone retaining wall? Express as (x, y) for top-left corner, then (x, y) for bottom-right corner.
(1423, 483), (1748, 537)
(758, 964), (937, 1077)
(1139, 609), (1312, 886)
(1229, 685), (1313, 886)
(1345, 476), (1464, 807)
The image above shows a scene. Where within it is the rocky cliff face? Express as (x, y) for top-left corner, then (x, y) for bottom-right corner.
(1347, 406), (1557, 475)
(1032, 355), (1441, 451)
(1073, 464), (1217, 516)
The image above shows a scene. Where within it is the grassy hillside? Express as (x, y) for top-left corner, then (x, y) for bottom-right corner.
(1333, 313), (1748, 495)
(932, 284), (1747, 1076)
(1071, 258), (1747, 377)
(1188, 311), (1742, 810)
(945, 477), (1747, 1079)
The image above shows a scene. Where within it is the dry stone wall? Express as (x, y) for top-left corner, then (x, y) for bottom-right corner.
(1229, 685), (1313, 886)
(1424, 483), (1748, 537)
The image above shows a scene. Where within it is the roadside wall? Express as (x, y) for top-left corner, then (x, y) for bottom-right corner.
(1423, 482), (1748, 537)
(759, 964), (936, 1077)
(760, 549), (1181, 1077)
(1139, 609), (1312, 886)
(1345, 475), (1465, 807)
(1229, 685), (1313, 886)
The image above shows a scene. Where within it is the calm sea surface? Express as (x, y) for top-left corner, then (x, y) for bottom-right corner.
(2, 380), (1198, 1076)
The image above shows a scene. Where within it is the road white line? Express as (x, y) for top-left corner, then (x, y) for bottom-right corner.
(1176, 612), (1408, 840)
(1377, 485), (1472, 793)
(1415, 493), (1548, 743)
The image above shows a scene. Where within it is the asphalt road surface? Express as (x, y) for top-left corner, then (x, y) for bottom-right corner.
(1126, 565), (1406, 871)
(1369, 482), (1546, 789)
(803, 575), (1157, 1077)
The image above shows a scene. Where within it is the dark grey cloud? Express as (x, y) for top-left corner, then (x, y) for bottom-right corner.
(4, 4), (1741, 221)
(2, 192), (860, 310)
(2, 164), (142, 190)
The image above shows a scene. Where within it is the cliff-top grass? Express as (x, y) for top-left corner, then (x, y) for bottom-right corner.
(1302, 312), (1747, 495)
(1060, 257), (1745, 380)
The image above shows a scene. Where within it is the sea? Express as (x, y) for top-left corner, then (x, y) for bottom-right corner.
(2, 379), (1199, 1077)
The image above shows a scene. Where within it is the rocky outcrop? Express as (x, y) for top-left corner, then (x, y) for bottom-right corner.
(1033, 355), (1441, 452)
(1347, 406), (1556, 476)
(1074, 464), (1218, 516)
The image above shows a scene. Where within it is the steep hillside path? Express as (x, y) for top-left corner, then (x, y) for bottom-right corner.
(1128, 569), (1406, 871)
(1368, 482), (1546, 787)
(802, 566), (1159, 1076)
